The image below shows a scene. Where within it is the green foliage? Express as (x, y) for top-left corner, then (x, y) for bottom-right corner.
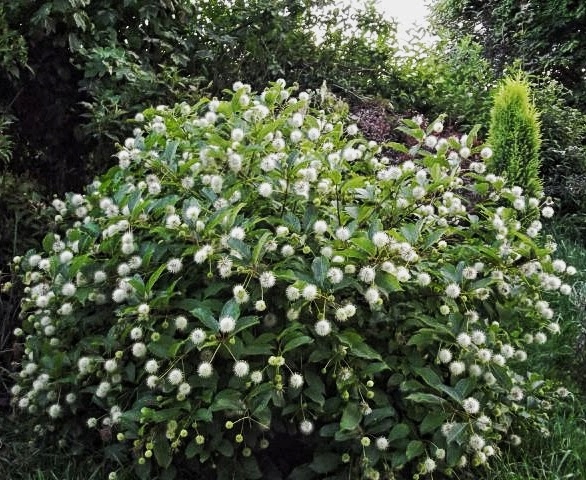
(431, 0), (586, 109)
(487, 75), (542, 199)
(1, 0), (400, 194)
(10, 81), (574, 479)
(396, 36), (495, 132)
(533, 79), (586, 215)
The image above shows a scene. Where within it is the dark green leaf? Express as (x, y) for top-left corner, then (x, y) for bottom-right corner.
(340, 403), (362, 431)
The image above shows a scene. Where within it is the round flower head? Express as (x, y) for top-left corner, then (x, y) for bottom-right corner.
(299, 420), (314, 435)
(462, 397), (480, 415)
(198, 362), (213, 378)
(259, 271), (276, 289)
(302, 284), (318, 301)
(232, 285), (249, 304)
(289, 373), (304, 389)
(438, 349), (452, 364)
(132, 342), (147, 358)
(145, 359), (159, 374)
(375, 437), (389, 451)
(219, 316), (236, 334)
(358, 266), (376, 284)
(233, 360), (249, 378)
(167, 368), (183, 385)
(166, 258), (183, 274)
(313, 220), (328, 234)
(315, 319), (332, 336)
(445, 283), (461, 298)
(286, 285), (300, 301)
(190, 328), (206, 345)
(335, 226), (351, 241)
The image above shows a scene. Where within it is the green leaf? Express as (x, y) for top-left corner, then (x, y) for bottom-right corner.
(227, 238), (251, 261)
(309, 452), (341, 474)
(312, 256), (329, 286)
(177, 299), (219, 332)
(211, 389), (243, 412)
(400, 223), (420, 244)
(406, 440), (424, 460)
(445, 422), (466, 444)
(233, 315), (259, 335)
(413, 367), (442, 388)
(153, 430), (172, 468)
(251, 232), (272, 264)
(388, 423), (410, 442)
(146, 263), (167, 292)
(405, 392), (448, 406)
(340, 403), (362, 431)
(337, 331), (382, 361)
(282, 335), (314, 353)
(221, 299), (240, 320)
(420, 412), (447, 434)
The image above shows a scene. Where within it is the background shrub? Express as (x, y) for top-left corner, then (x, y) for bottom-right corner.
(10, 81), (574, 479)
(487, 75), (542, 200)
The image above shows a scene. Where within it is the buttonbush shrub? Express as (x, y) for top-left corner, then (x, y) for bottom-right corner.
(11, 81), (574, 480)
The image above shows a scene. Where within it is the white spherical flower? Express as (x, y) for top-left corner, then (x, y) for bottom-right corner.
(259, 271), (276, 289)
(477, 348), (492, 363)
(60, 251), (73, 264)
(289, 373), (304, 389)
(552, 259), (566, 273)
(96, 381), (111, 398)
(492, 353), (506, 366)
(469, 364), (482, 377)
(315, 319), (332, 336)
(255, 299), (267, 311)
(165, 214), (181, 229)
(358, 266), (376, 284)
(347, 124), (358, 136)
(178, 382), (191, 396)
(425, 135), (438, 149)
(198, 362), (213, 378)
(299, 419), (314, 435)
(534, 332), (547, 344)
(375, 437), (389, 451)
(469, 434), (486, 451)
(307, 127), (320, 141)
(302, 284), (318, 301)
(438, 349), (452, 364)
(541, 206), (554, 218)
(462, 266), (478, 280)
(286, 285), (301, 301)
(364, 287), (380, 304)
(94, 270), (107, 283)
(230, 226), (245, 240)
(462, 397), (480, 415)
(146, 375), (158, 389)
(335, 226), (351, 241)
(231, 128), (244, 142)
(48, 404), (62, 419)
(560, 284), (572, 295)
(566, 266), (577, 276)
(168, 368), (184, 385)
(457, 332), (471, 348)
(61, 282), (77, 297)
(290, 129), (303, 143)
(233, 285), (250, 304)
(480, 147), (493, 159)
(172, 315), (187, 331)
(445, 283), (461, 298)
(423, 458), (436, 473)
(190, 328), (206, 345)
(417, 272), (431, 286)
(250, 370), (263, 384)
(449, 361), (466, 376)
(145, 359), (159, 374)
(219, 316), (236, 333)
(258, 182), (273, 197)
(471, 330), (486, 345)
(132, 342), (147, 358)
(313, 220), (328, 235)
(281, 244), (295, 257)
(547, 322), (561, 335)
(372, 231), (389, 248)
(233, 360), (250, 378)
(104, 359), (118, 373)
(327, 267), (344, 284)
(166, 258), (183, 274)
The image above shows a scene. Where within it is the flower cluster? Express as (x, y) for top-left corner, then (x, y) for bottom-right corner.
(11, 80), (574, 479)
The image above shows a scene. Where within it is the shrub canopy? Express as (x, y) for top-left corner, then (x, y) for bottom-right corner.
(12, 81), (573, 479)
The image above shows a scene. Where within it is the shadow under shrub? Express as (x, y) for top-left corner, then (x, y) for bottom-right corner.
(9, 81), (575, 480)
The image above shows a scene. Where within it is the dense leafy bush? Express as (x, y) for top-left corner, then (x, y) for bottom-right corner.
(11, 81), (574, 479)
(487, 76), (542, 200)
